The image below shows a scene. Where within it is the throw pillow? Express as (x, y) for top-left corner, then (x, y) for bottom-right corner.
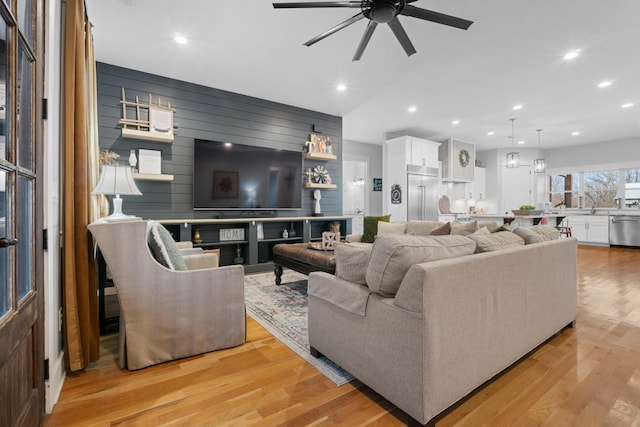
(467, 231), (524, 253)
(366, 234), (476, 297)
(450, 221), (478, 236)
(430, 222), (451, 235)
(148, 221), (188, 271)
(377, 221), (407, 236)
(334, 242), (372, 285)
(477, 221), (498, 232)
(405, 221), (445, 236)
(512, 227), (542, 245)
(471, 226), (491, 236)
(492, 224), (511, 233)
(530, 224), (561, 241)
(362, 215), (391, 243)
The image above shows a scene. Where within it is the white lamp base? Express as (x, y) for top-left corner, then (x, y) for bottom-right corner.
(103, 194), (139, 222)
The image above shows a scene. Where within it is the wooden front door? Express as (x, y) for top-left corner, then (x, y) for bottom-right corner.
(0, 0), (44, 425)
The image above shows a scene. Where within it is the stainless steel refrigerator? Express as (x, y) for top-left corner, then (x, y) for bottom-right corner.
(407, 165), (439, 221)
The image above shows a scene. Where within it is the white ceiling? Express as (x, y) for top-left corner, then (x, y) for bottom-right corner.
(86, 0), (640, 151)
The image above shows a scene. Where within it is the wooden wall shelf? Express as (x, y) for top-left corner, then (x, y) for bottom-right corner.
(304, 152), (337, 161)
(122, 128), (173, 143)
(133, 172), (174, 182)
(304, 182), (337, 189)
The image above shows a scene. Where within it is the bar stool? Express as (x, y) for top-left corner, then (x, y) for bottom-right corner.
(557, 226), (572, 238)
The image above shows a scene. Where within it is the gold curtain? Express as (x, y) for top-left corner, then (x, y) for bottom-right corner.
(62, 0), (100, 371)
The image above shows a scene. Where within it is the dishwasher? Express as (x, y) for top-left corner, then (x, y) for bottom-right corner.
(609, 216), (640, 246)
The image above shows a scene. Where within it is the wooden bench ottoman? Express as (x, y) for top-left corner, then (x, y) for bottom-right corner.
(272, 243), (336, 285)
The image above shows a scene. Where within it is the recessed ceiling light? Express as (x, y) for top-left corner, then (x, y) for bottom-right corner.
(174, 34), (188, 44)
(571, 131), (581, 136)
(487, 131), (495, 136)
(451, 120), (460, 125)
(408, 106), (417, 113)
(597, 80), (613, 88)
(512, 104), (523, 110)
(336, 83), (347, 92)
(517, 140), (526, 145)
(622, 102), (634, 108)
(563, 49), (581, 60)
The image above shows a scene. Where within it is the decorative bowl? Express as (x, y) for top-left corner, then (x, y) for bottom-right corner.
(512, 209), (543, 216)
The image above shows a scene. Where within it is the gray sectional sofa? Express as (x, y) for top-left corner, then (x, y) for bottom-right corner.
(308, 225), (577, 426)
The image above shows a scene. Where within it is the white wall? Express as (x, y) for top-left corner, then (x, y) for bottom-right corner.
(342, 139), (383, 216)
(44, 0), (64, 413)
(545, 136), (640, 173)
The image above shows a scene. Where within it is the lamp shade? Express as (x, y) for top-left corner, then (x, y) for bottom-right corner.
(92, 164), (142, 196)
(92, 164), (142, 221)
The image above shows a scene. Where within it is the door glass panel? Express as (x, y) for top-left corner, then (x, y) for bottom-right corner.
(0, 168), (9, 318)
(17, 0), (34, 46)
(16, 174), (32, 301)
(0, 18), (7, 159)
(17, 40), (33, 171)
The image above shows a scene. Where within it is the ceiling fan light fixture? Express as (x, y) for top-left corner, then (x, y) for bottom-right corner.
(368, 0), (399, 24)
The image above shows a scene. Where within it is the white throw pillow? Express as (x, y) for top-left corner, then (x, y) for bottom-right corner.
(377, 221), (407, 236)
(334, 242), (372, 285)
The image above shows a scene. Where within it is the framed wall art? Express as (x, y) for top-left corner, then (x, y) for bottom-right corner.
(212, 171), (239, 199)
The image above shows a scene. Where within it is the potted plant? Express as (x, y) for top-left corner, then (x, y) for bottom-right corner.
(330, 221), (341, 234)
(512, 204), (542, 216)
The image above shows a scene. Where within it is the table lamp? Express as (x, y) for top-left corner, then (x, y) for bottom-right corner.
(92, 164), (142, 221)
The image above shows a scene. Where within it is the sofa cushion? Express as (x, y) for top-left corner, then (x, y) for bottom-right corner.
(365, 234), (476, 297)
(377, 221), (407, 236)
(406, 221), (445, 236)
(148, 221), (188, 271)
(467, 230), (524, 253)
(362, 215), (391, 243)
(334, 242), (372, 285)
(471, 226), (491, 236)
(430, 222), (451, 235)
(450, 221), (477, 236)
(513, 225), (561, 244)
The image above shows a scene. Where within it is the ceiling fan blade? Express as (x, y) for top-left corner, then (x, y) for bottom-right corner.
(273, 1), (361, 8)
(387, 17), (416, 57)
(352, 21), (378, 61)
(400, 5), (473, 30)
(304, 12), (365, 46)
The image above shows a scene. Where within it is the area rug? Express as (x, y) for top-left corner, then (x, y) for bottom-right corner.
(244, 270), (354, 386)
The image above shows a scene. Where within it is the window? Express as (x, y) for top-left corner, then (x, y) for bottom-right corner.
(624, 168), (640, 207)
(549, 174), (578, 208)
(583, 170), (618, 208)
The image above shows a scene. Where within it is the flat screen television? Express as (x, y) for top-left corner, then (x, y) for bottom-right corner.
(193, 139), (303, 210)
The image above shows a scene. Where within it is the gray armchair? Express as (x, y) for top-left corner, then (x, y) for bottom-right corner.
(88, 220), (246, 370)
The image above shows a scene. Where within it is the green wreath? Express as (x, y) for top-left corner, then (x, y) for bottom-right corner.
(458, 149), (471, 167)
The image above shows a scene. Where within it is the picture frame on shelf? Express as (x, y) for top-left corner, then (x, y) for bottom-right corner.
(138, 149), (162, 174)
(309, 134), (332, 154)
(149, 107), (173, 134)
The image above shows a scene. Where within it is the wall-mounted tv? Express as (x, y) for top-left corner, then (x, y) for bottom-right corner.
(193, 139), (303, 210)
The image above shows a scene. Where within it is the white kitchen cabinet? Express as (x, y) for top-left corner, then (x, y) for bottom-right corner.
(439, 138), (475, 182)
(565, 215), (609, 244)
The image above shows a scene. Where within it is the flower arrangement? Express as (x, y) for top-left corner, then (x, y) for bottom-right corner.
(99, 150), (120, 165)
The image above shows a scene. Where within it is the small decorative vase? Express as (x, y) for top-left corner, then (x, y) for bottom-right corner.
(288, 222), (296, 238)
(193, 229), (203, 244)
(129, 149), (137, 170)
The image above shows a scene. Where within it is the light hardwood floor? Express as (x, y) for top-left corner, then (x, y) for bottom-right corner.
(44, 246), (640, 426)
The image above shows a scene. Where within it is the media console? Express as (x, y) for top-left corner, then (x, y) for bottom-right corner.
(160, 216), (352, 273)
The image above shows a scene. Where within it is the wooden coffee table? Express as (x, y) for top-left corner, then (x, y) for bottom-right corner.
(272, 243), (336, 285)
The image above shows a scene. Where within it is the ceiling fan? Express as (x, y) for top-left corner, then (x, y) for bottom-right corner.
(272, 0), (473, 61)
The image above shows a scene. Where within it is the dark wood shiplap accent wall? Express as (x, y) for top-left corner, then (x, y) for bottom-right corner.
(96, 62), (342, 220)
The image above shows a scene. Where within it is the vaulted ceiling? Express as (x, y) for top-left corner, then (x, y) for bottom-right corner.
(86, 0), (640, 151)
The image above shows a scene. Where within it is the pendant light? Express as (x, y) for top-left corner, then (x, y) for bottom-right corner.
(534, 129), (546, 173)
(506, 118), (520, 168)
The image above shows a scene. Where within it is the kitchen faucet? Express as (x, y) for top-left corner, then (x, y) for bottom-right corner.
(591, 206), (596, 214)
